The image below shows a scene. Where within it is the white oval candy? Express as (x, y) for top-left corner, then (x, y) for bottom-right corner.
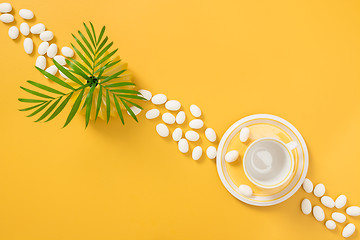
(162, 112), (175, 124)
(172, 128), (182, 142)
(145, 109), (160, 119)
(54, 55), (66, 65)
(38, 42), (49, 55)
(239, 184), (253, 197)
(313, 206), (325, 221)
(0, 3), (12, 13)
(178, 138), (189, 153)
(190, 104), (201, 117)
(240, 127), (250, 142)
(314, 184), (325, 197)
(127, 106), (141, 116)
(59, 67), (68, 79)
(20, 22), (30, 36)
(165, 100), (181, 111)
(342, 223), (355, 238)
(151, 94), (167, 105)
(301, 198), (312, 215)
(302, 178), (313, 193)
(23, 38), (33, 54)
(206, 146), (217, 159)
(321, 196), (335, 208)
(40, 31), (54, 42)
(156, 123), (169, 137)
(189, 119), (204, 129)
(185, 131), (199, 142)
(205, 128), (217, 142)
(335, 195), (347, 209)
(314, 183), (325, 197)
(346, 206), (360, 216)
(176, 111), (186, 124)
(8, 26), (19, 39)
(19, 9), (34, 19)
(0, 13), (14, 23)
(35, 56), (46, 70)
(325, 220), (336, 230)
(47, 43), (58, 58)
(225, 150), (239, 163)
(203, 129), (217, 144)
(31, 23), (45, 34)
(138, 89), (152, 101)
(192, 146), (202, 160)
(45, 65), (58, 78)
(61, 46), (74, 57)
(332, 212), (346, 223)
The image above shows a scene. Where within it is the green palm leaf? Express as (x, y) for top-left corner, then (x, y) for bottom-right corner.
(19, 22), (142, 128)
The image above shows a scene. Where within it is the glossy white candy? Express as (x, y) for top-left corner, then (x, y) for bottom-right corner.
(205, 128), (217, 142)
(313, 206), (325, 221)
(47, 43), (58, 58)
(176, 111), (186, 124)
(192, 146), (202, 160)
(61, 46), (74, 57)
(342, 223), (355, 238)
(314, 183), (325, 197)
(189, 119), (204, 129)
(59, 67), (69, 79)
(172, 128), (182, 142)
(156, 123), (169, 137)
(31, 23), (45, 34)
(178, 138), (189, 153)
(127, 106), (141, 116)
(165, 100), (181, 111)
(145, 109), (160, 119)
(0, 3), (12, 13)
(185, 131), (199, 142)
(162, 112), (175, 124)
(346, 206), (360, 216)
(40, 31), (54, 42)
(8, 26), (19, 39)
(206, 146), (217, 159)
(332, 212), (346, 223)
(38, 42), (49, 55)
(0, 13), (14, 23)
(321, 196), (335, 208)
(302, 178), (313, 193)
(325, 220), (336, 230)
(45, 65), (57, 78)
(20, 23), (30, 36)
(35, 56), (46, 70)
(19, 9), (34, 19)
(151, 94), (167, 105)
(239, 185), (253, 197)
(24, 38), (33, 54)
(240, 127), (250, 142)
(138, 89), (152, 101)
(54, 55), (66, 65)
(190, 104), (201, 117)
(301, 199), (312, 215)
(225, 150), (239, 163)
(335, 195), (347, 209)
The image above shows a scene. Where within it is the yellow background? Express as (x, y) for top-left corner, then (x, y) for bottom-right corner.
(1, 0), (360, 239)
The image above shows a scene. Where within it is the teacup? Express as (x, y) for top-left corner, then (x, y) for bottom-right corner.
(243, 137), (296, 189)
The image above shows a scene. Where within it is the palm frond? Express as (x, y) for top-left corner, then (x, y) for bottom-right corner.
(19, 22), (143, 128)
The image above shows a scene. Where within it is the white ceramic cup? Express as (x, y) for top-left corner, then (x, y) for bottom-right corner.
(243, 137), (296, 189)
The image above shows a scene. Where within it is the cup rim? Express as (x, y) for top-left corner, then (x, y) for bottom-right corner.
(243, 137), (295, 189)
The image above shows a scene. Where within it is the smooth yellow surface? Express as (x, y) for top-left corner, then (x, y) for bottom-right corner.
(1, 0), (360, 239)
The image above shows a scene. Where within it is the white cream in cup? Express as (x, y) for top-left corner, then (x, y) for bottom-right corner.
(243, 137), (296, 189)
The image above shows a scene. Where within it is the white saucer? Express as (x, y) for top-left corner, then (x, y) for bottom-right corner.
(216, 114), (309, 206)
